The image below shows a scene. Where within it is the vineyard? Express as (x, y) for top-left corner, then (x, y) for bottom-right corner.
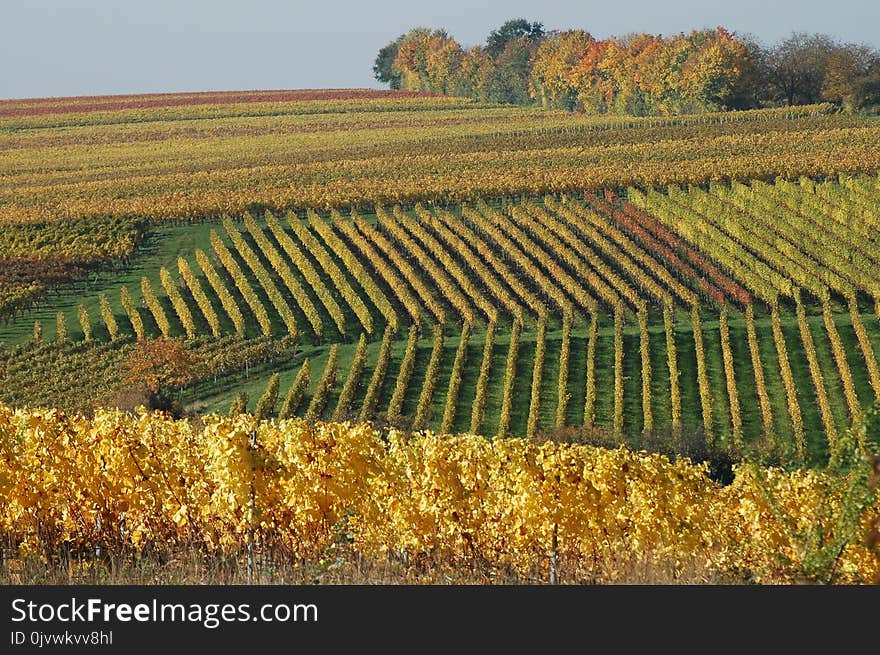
(1, 168), (879, 468)
(2, 94), (879, 227)
(2, 90), (880, 582)
(1, 405), (878, 584)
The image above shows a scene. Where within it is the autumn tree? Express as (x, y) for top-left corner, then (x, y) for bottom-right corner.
(597, 34), (654, 114)
(822, 44), (880, 110)
(629, 33), (685, 114)
(426, 38), (464, 94)
(374, 22), (879, 113)
(453, 47), (494, 101)
(55, 311), (67, 344)
(724, 33), (769, 109)
(393, 28), (456, 92)
(569, 39), (613, 112)
(122, 337), (200, 412)
(530, 30), (594, 109)
(860, 61), (880, 110)
(681, 28), (752, 112)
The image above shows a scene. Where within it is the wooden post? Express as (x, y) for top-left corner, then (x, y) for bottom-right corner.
(247, 429), (257, 584)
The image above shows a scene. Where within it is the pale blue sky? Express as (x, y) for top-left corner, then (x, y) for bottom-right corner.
(2, 0), (877, 99)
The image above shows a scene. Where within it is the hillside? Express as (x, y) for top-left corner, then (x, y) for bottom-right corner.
(0, 91), (879, 471)
(2, 85), (880, 587)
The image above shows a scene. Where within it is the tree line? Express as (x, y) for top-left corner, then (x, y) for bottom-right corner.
(374, 19), (880, 114)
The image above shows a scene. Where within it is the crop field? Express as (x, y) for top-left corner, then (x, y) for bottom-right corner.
(2, 93), (879, 226)
(2, 92), (880, 466)
(2, 90), (880, 583)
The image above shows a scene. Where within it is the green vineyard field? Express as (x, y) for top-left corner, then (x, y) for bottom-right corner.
(4, 174), (880, 467)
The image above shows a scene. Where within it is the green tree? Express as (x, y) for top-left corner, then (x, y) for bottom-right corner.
(374, 36), (404, 89)
(486, 18), (544, 58)
(487, 36), (537, 104)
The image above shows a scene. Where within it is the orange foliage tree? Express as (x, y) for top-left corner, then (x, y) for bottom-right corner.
(529, 30), (594, 109)
(122, 338), (200, 410)
(384, 24), (756, 115)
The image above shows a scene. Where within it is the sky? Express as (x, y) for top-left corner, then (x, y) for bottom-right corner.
(2, 0), (878, 100)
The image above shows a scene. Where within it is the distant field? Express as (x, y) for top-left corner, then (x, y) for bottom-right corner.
(0, 88), (439, 116)
(1, 92), (878, 226)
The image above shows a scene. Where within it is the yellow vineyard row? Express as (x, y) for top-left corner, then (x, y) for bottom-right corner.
(0, 405), (877, 583)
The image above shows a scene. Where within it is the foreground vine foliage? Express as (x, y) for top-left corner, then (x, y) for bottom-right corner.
(1, 404), (877, 584)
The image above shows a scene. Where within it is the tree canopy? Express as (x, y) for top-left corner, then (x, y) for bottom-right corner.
(122, 337), (199, 412)
(486, 18), (544, 58)
(373, 20), (880, 115)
